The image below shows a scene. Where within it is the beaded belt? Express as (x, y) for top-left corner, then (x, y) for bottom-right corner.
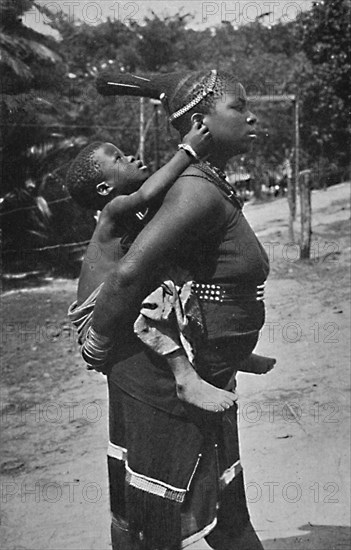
(191, 282), (265, 303)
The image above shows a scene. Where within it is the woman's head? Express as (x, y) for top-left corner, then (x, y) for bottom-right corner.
(97, 69), (257, 163)
(167, 70), (234, 133)
(168, 71), (257, 161)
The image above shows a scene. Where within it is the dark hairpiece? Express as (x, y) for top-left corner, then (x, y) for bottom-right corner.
(96, 69), (239, 132)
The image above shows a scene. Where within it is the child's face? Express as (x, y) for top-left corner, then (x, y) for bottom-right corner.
(93, 143), (149, 194)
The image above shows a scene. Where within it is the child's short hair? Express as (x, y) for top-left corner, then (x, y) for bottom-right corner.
(66, 142), (107, 210)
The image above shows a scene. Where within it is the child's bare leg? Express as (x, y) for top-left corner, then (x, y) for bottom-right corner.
(237, 353), (276, 374)
(167, 350), (237, 412)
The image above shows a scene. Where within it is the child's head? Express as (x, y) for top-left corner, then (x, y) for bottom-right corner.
(66, 142), (149, 210)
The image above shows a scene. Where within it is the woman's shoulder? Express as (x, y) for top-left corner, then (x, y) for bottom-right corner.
(154, 169), (225, 233)
(177, 164), (212, 180)
(173, 164), (241, 218)
(171, 165), (226, 203)
(162, 163), (218, 194)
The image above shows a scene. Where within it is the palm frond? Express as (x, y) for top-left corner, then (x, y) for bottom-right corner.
(0, 49), (32, 79)
(0, 31), (27, 53)
(0, 30), (61, 62)
(26, 40), (61, 63)
(35, 195), (52, 221)
(1, 92), (55, 114)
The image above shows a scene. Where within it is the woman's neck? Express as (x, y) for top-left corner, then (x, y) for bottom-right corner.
(206, 154), (228, 172)
(206, 144), (235, 171)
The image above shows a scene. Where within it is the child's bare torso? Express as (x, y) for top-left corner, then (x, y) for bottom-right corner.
(77, 212), (121, 305)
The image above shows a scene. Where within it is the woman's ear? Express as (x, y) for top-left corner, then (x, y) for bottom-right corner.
(191, 113), (204, 124)
(96, 181), (113, 196)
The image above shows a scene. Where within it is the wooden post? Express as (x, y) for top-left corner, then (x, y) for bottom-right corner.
(299, 169), (312, 258)
(286, 97), (299, 242)
(139, 97), (145, 164)
(286, 153), (295, 242)
(154, 102), (160, 171)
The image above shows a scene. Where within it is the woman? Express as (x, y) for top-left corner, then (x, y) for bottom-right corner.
(87, 70), (269, 549)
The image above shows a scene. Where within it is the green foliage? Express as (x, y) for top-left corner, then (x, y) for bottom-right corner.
(295, 0), (351, 167)
(0, 0), (69, 193)
(1, 1), (350, 255)
(0, 0), (62, 94)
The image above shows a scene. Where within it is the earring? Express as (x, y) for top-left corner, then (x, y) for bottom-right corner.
(191, 113), (203, 124)
(96, 182), (113, 196)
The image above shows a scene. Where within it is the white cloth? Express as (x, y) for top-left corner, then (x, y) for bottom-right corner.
(134, 280), (200, 364)
(67, 283), (104, 344)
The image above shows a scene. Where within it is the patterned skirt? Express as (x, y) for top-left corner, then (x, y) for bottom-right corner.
(107, 330), (259, 549)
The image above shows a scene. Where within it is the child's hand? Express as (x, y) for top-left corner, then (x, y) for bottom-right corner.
(183, 121), (212, 160)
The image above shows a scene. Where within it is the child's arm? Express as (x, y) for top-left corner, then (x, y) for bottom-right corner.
(108, 121), (211, 216)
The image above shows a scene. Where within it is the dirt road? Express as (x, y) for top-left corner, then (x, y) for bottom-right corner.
(1, 183), (350, 550)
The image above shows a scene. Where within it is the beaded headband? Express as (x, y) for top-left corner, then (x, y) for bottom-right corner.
(168, 69), (218, 122)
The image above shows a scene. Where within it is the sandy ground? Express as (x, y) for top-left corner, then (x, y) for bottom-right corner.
(1, 183), (350, 550)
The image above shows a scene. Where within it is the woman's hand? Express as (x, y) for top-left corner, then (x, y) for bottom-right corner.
(183, 121), (212, 160)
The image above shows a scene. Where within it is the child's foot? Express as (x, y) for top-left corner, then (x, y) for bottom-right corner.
(238, 353), (276, 374)
(176, 370), (237, 412)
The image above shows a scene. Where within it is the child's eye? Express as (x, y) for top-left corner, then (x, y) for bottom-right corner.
(230, 99), (246, 113)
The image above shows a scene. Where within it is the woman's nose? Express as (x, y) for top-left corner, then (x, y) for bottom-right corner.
(127, 155), (135, 163)
(246, 112), (257, 125)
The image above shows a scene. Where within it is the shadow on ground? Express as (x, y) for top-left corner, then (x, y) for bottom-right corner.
(1, 269), (78, 292)
(263, 524), (351, 550)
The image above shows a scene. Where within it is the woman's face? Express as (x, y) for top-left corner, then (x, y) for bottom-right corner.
(202, 83), (257, 158)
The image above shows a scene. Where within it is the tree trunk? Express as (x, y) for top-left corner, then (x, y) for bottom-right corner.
(299, 170), (312, 258)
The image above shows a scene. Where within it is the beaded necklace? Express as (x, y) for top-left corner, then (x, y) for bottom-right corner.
(194, 161), (243, 209)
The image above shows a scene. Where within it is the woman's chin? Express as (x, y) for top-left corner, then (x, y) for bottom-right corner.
(230, 146), (248, 158)
(228, 141), (250, 157)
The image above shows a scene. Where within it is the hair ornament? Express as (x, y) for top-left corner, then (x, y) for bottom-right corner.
(131, 75), (151, 81)
(168, 70), (218, 123)
(107, 82), (140, 89)
(96, 69), (221, 125)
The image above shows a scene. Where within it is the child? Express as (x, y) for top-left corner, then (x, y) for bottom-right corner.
(67, 122), (274, 412)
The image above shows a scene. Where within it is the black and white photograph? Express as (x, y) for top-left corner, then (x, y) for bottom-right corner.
(1, 1), (350, 549)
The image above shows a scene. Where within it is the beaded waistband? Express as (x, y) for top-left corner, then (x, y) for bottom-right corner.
(192, 282), (265, 303)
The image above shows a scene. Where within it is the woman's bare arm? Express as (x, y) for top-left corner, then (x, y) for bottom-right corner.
(91, 176), (225, 337)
